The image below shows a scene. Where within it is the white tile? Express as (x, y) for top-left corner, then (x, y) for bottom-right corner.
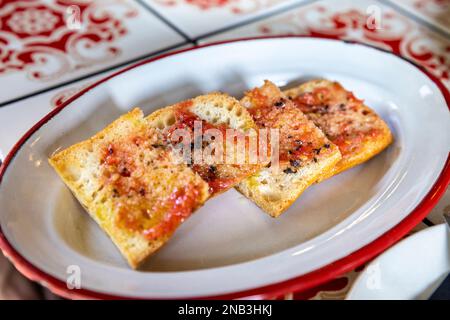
(0, 73), (104, 161)
(199, 0), (450, 87)
(0, 0), (185, 104)
(142, 0), (307, 38)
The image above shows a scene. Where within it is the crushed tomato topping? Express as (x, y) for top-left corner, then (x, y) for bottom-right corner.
(245, 87), (332, 168)
(99, 129), (202, 239)
(290, 84), (383, 157)
(142, 185), (200, 240)
(164, 102), (253, 195)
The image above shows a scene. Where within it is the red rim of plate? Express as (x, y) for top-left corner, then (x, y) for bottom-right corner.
(0, 35), (449, 300)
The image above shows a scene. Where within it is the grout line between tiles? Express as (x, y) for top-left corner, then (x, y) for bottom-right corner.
(0, 0), (320, 108)
(3, 0), (448, 109)
(193, 0), (321, 42)
(0, 41), (190, 108)
(133, 0), (194, 43)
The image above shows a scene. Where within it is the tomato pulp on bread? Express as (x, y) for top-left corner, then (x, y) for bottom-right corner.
(290, 82), (385, 157)
(165, 102), (259, 195)
(244, 82), (335, 174)
(100, 128), (204, 240)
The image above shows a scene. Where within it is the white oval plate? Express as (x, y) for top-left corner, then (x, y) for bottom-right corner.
(347, 224), (450, 300)
(0, 37), (449, 299)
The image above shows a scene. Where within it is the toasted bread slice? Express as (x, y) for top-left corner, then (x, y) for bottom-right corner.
(236, 81), (342, 217)
(49, 108), (209, 268)
(284, 79), (393, 181)
(147, 93), (267, 196)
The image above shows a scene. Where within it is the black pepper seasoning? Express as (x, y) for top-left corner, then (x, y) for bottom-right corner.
(274, 99), (286, 108)
(283, 167), (296, 174)
(290, 159), (301, 167)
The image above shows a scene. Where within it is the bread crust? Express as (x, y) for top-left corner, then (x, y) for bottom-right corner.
(284, 79), (393, 181)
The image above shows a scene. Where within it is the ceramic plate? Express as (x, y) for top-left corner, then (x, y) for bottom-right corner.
(0, 37), (449, 299)
(347, 224), (450, 300)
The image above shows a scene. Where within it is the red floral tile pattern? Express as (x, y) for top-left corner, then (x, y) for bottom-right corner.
(50, 81), (94, 108)
(388, 0), (450, 33)
(153, 0), (286, 14)
(0, 0), (185, 103)
(201, 0), (450, 87)
(0, 0), (137, 81)
(0, 69), (111, 158)
(260, 5), (450, 84)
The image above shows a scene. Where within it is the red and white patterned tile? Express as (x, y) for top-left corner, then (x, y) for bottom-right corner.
(141, 0), (307, 38)
(0, 41), (193, 162)
(0, 0), (185, 104)
(200, 0), (450, 87)
(0, 71), (106, 161)
(386, 0), (450, 34)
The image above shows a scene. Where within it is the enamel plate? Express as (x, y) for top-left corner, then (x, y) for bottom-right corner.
(0, 37), (449, 299)
(347, 224), (450, 300)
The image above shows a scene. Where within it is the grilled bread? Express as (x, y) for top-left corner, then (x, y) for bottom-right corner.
(284, 79), (393, 181)
(49, 108), (210, 268)
(147, 93), (268, 196)
(236, 81), (342, 217)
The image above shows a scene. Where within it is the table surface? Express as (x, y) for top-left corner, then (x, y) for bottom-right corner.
(0, 0), (449, 300)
